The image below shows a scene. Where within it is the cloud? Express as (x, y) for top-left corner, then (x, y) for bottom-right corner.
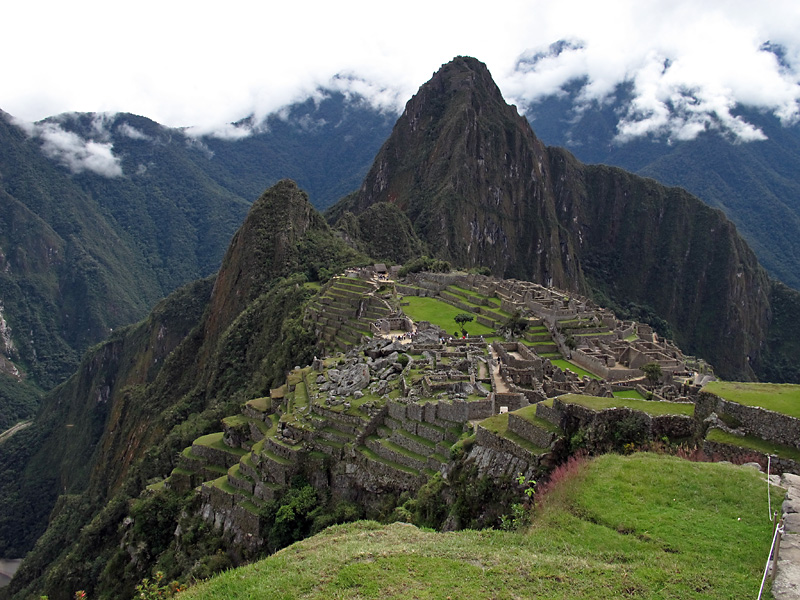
(13, 117), (123, 177)
(184, 121), (257, 141)
(0, 0), (798, 145)
(501, 0), (800, 142)
(117, 122), (151, 141)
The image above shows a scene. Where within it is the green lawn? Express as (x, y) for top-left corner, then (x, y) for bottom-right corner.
(179, 453), (779, 600)
(510, 404), (562, 433)
(703, 381), (800, 419)
(193, 432), (248, 455)
(401, 296), (495, 337)
(559, 394), (695, 416)
(550, 359), (600, 380)
(612, 389), (646, 400)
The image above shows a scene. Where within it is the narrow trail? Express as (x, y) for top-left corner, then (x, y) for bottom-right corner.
(0, 420), (32, 444)
(487, 347), (511, 394)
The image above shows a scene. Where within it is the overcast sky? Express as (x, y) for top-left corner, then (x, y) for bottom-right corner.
(3, 0), (799, 142)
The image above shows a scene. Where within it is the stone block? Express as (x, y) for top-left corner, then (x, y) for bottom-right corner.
(785, 513), (800, 534)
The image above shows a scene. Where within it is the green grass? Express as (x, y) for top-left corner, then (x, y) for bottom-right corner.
(550, 359), (600, 380)
(401, 296), (495, 337)
(706, 428), (800, 462)
(179, 453), (779, 600)
(612, 389), (646, 400)
(245, 396), (271, 412)
(703, 381), (800, 419)
(478, 412), (509, 436)
(193, 432), (247, 456)
(559, 394), (695, 416)
(222, 414), (249, 427)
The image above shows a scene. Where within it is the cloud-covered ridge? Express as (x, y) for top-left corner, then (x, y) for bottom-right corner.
(502, 1), (800, 143)
(13, 116), (123, 177)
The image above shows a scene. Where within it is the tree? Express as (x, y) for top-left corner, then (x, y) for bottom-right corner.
(640, 362), (662, 386)
(503, 312), (528, 339)
(454, 313), (474, 337)
(563, 333), (577, 358)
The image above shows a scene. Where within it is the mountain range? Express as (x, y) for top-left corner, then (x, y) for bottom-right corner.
(1, 54), (800, 598)
(0, 97), (393, 426)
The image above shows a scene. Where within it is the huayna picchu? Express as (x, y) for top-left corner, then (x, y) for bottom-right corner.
(2, 56), (800, 599)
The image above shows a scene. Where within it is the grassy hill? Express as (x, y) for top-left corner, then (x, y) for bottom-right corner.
(179, 453), (780, 600)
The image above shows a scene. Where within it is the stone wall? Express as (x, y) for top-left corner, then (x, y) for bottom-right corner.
(495, 392), (526, 411)
(191, 443), (242, 469)
(467, 398), (494, 420)
(703, 437), (800, 475)
(695, 392), (800, 449)
(340, 450), (425, 494)
(475, 425), (542, 465)
(199, 484), (263, 552)
(553, 398), (695, 443)
(569, 349), (639, 381)
(466, 444), (539, 482)
(507, 414), (557, 448)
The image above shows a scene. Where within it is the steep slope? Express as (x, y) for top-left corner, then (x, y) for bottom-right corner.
(200, 92), (396, 211)
(0, 181), (366, 599)
(333, 56), (780, 381)
(525, 87), (800, 289)
(0, 113), (165, 389)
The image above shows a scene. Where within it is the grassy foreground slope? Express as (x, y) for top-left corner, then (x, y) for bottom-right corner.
(180, 453), (780, 600)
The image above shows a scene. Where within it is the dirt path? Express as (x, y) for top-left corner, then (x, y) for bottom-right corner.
(0, 420), (32, 445)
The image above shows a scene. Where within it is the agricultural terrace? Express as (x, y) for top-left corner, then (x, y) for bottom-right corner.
(703, 381), (800, 419)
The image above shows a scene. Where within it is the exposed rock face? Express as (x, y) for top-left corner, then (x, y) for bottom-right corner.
(343, 56), (581, 291)
(334, 56), (781, 381)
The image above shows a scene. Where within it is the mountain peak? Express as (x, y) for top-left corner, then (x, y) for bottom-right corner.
(341, 54), (556, 280)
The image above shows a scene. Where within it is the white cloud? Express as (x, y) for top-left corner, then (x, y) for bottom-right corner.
(184, 121), (258, 141)
(501, 0), (800, 142)
(13, 118), (123, 177)
(117, 122), (151, 141)
(0, 0), (798, 144)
